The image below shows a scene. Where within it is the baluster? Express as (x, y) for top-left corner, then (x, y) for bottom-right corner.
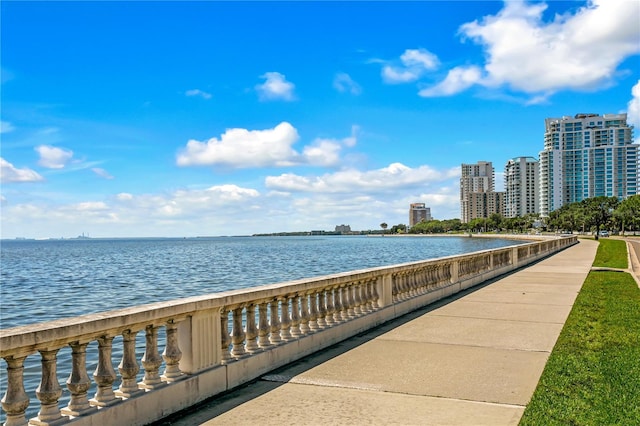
(299, 293), (311, 334)
(359, 281), (370, 312)
(290, 295), (302, 337)
(352, 282), (363, 316)
(316, 289), (327, 328)
(404, 272), (412, 298)
(400, 272), (409, 299)
(430, 266), (437, 288)
(408, 271), (417, 297)
(332, 287), (344, 323)
(257, 302), (272, 348)
(324, 288), (335, 326)
(62, 342), (96, 417)
(392, 274), (399, 302)
(115, 330), (141, 398)
(422, 267), (430, 290)
(279, 297), (293, 341)
(360, 281), (372, 313)
(269, 300), (282, 345)
(162, 319), (183, 382)
(308, 292), (320, 331)
(1, 355), (30, 426)
(245, 304), (260, 353)
(220, 309), (232, 362)
(32, 349), (63, 424)
(90, 336), (117, 407)
(371, 280), (380, 309)
(428, 267), (436, 291)
(231, 305), (247, 357)
(368, 280), (377, 310)
(140, 325), (163, 389)
(343, 286), (355, 319)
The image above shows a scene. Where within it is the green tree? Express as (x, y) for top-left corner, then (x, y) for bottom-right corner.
(615, 195), (640, 235)
(380, 222), (388, 235)
(391, 224), (407, 234)
(581, 196), (619, 239)
(468, 217), (487, 233)
(488, 213), (504, 232)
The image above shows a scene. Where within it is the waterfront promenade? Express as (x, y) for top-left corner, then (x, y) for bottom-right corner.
(157, 238), (599, 426)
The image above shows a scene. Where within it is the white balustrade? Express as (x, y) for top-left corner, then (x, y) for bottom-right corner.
(0, 235), (576, 426)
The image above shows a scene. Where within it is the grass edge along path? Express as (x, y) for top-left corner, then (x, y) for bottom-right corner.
(520, 240), (640, 426)
(592, 238), (629, 269)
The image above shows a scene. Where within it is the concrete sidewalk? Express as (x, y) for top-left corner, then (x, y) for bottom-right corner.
(159, 239), (599, 426)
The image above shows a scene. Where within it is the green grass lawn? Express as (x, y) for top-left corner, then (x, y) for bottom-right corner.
(520, 241), (640, 425)
(593, 238), (628, 269)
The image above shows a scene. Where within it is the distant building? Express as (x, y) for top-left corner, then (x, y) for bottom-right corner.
(460, 161), (505, 223)
(539, 113), (638, 217)
(335, 224), (352, 234)
(409, 203), (432, 226)
(505, 156), (539, 218)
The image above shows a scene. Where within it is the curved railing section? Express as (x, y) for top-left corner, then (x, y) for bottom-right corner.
(0, 235), (577, 426)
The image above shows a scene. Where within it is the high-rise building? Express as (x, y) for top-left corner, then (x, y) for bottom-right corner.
(409, 203), (432, 226)
(460, 161), (505, 223)
(539, 113), (638, 217)
(505, 156), (539, 218)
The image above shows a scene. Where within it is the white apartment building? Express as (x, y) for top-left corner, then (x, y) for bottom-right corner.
(505, 156), (539, 218)
(539, 113), (638, 217)
(460, 161), (505, 223)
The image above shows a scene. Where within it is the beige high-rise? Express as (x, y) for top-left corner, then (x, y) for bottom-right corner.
(460, 161), (505, 223)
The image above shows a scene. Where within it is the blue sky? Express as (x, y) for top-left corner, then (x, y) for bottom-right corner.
(1, 0), (639, 238)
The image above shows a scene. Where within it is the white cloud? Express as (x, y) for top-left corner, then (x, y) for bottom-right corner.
(0, 184), (264, 238)
(453, 0), (640, 95)
(265, 162), (459, 194)
(302, 139), (342, 167)
(35, 145), (73, 169)
(627, 80), (640, 131)
(69, 201), (109, 212)
(343, 125), (359, 148)
(0, 157), (44, 183)
(382, 48), (440, 84)
(333, 73), (362, 95)
(400, 49), (439, 70)
(176, 123), (357, 169)
(117, 193), (134, 201)
(177, 122), (300, 168)
(1, 121), (15, 133)
(256, 72), (296, 101)
(92, 168), (114, 179)
(0, 161), (464, 238)
(419, 66), (483, 97)
(185, 89), (212, 99)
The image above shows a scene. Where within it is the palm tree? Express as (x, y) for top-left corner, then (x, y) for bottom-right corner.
(380, 222), (388, 236)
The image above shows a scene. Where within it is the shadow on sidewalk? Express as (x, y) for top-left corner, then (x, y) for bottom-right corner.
(151, 254), (557, 426)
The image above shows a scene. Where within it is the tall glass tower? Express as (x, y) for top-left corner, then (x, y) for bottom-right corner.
(539, 113), (638, 217)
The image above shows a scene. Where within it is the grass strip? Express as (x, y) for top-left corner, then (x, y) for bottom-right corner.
(592, 238), (628, 269)
(520, 245), (640, 425)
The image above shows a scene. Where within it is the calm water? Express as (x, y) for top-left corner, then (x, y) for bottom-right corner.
(0, 235), (523, 421)
(0, 235), (523, 329)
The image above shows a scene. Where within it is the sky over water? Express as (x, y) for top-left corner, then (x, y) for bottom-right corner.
(1, 1), (639, 238)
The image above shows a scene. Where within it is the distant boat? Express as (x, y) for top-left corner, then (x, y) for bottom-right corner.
(76, 233), (91, 239)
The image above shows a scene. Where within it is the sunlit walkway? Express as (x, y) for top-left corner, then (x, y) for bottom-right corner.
(156, 239), (599, 426)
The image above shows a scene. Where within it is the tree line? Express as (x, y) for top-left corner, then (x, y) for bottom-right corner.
(404, 195), (640, 239)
